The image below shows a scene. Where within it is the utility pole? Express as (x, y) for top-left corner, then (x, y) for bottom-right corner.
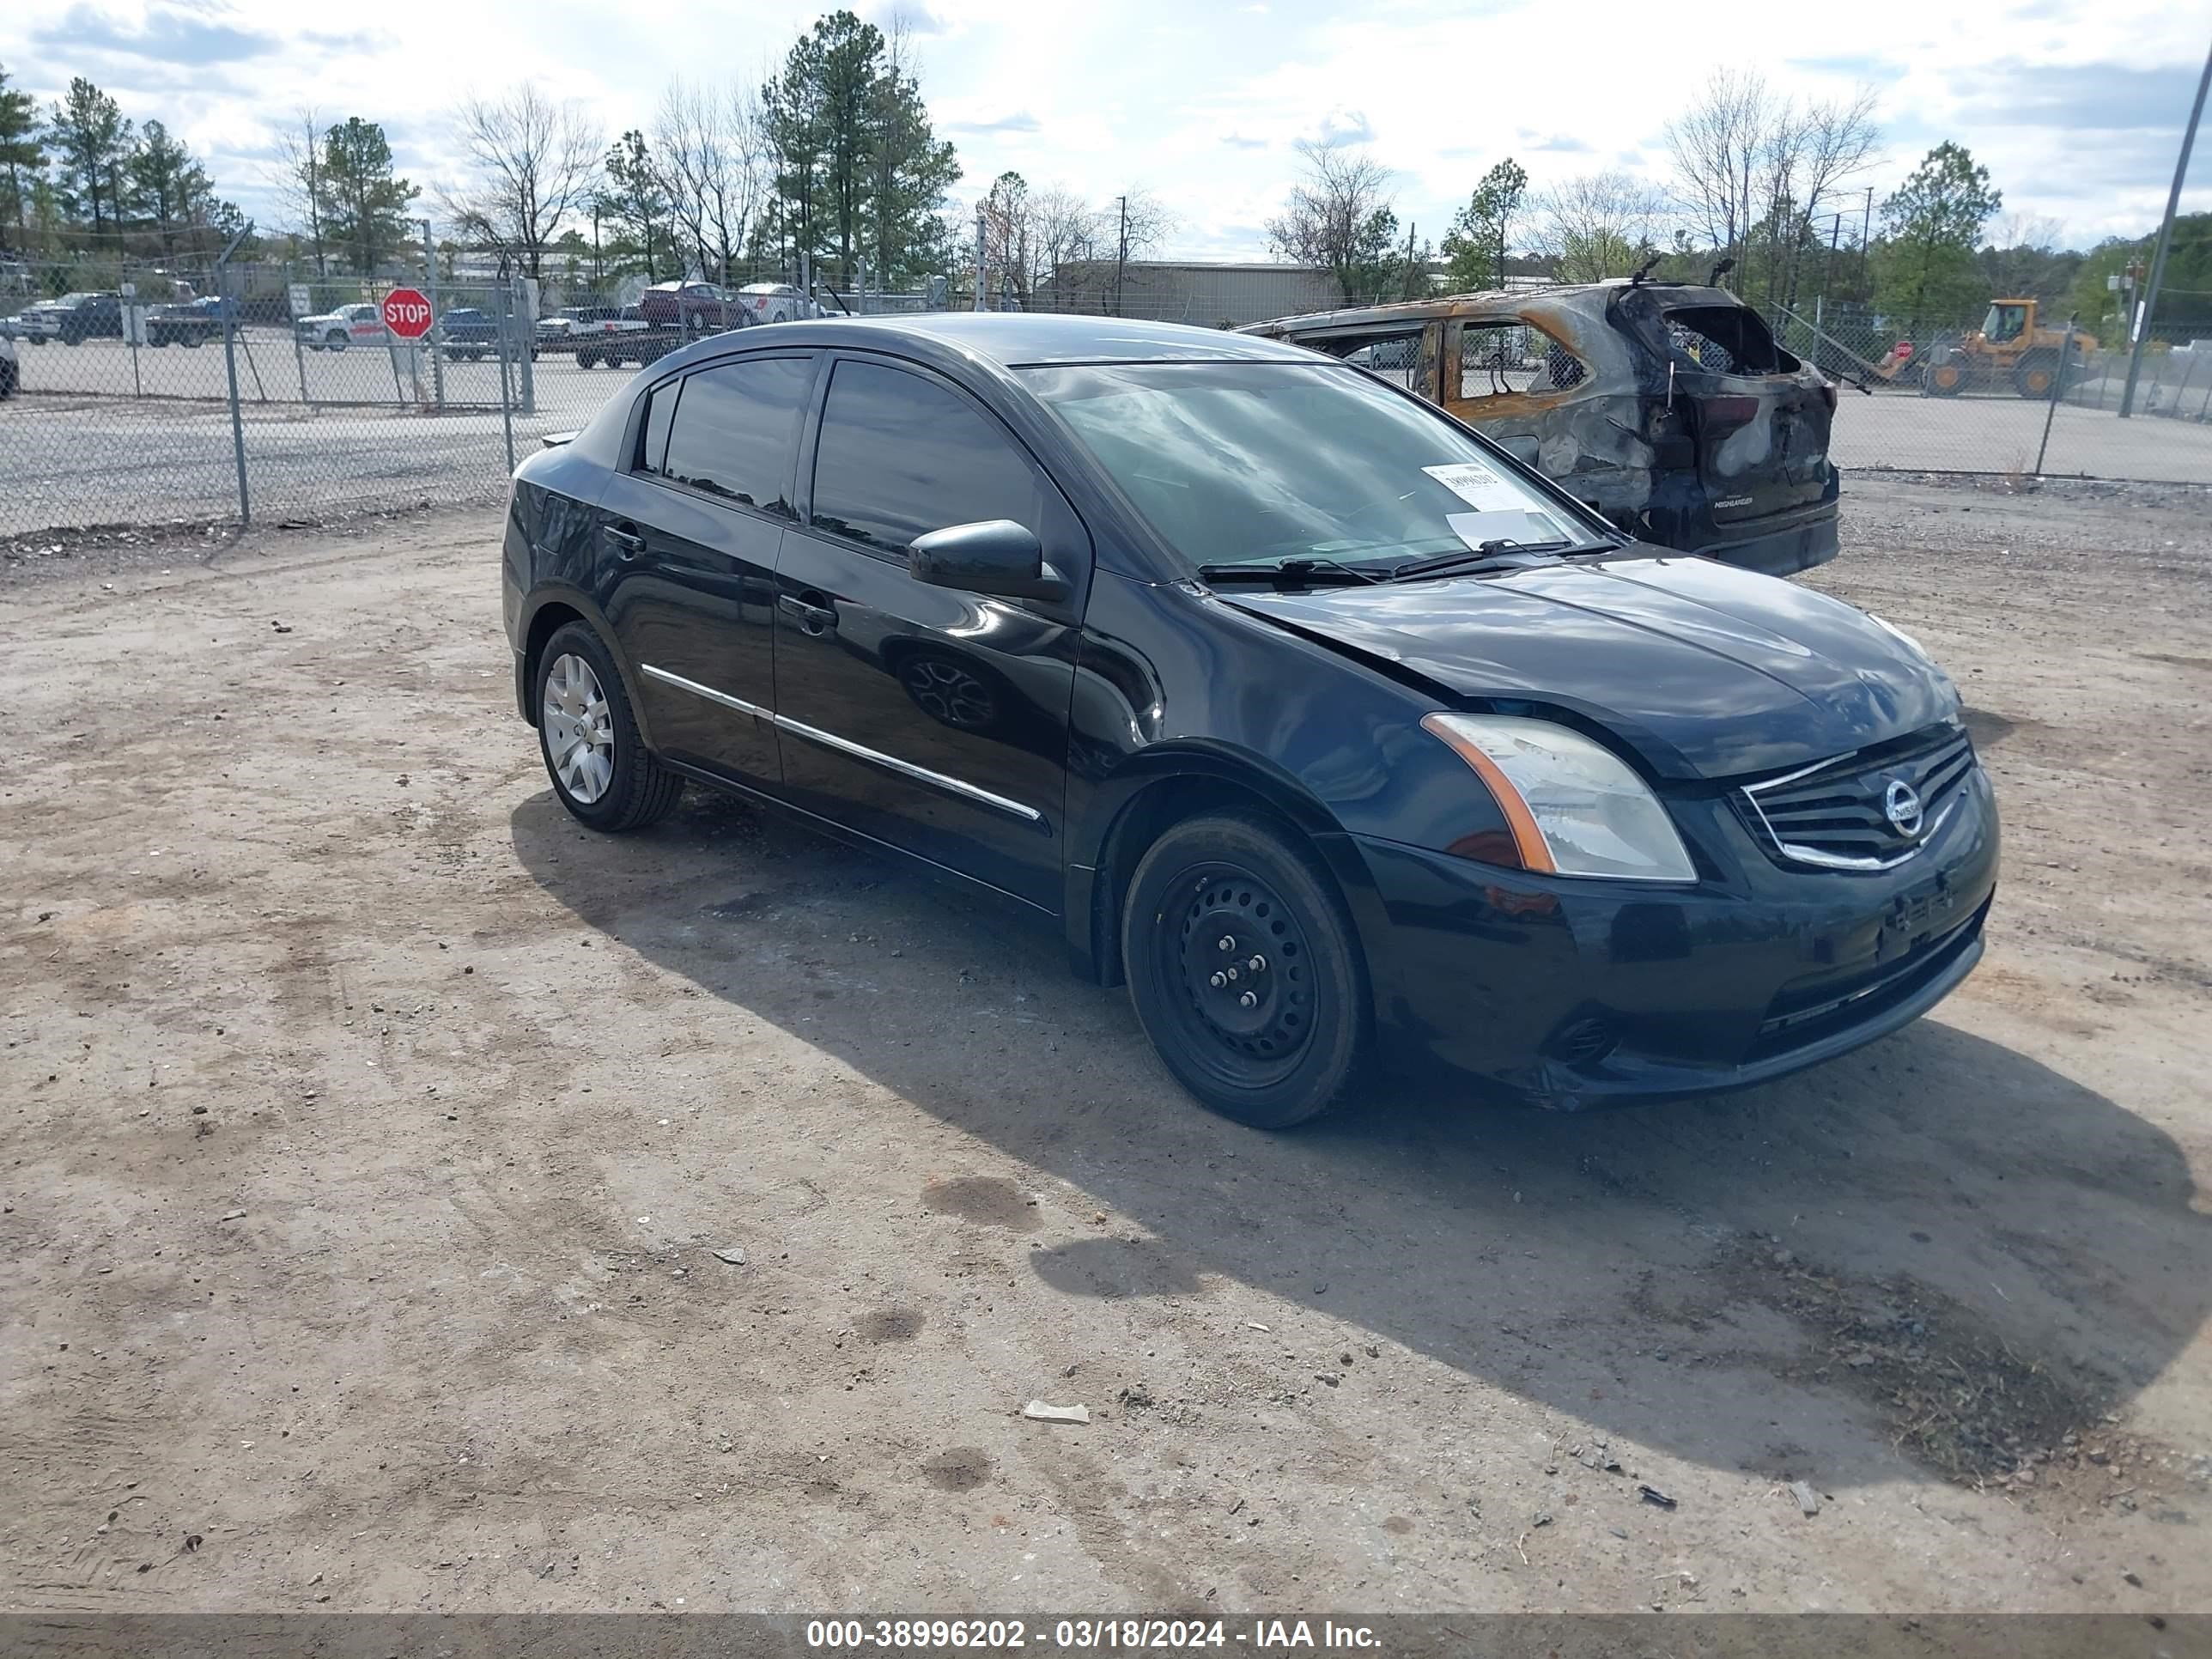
(1115, 194), (1128, 318)
(1858, 186), (1874, 291)
(2120, 31), (2212, 419)
(1403, 221), (1418, 300)
(974, 203), (988, 313)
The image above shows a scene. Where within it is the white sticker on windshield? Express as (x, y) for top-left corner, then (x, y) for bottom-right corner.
(1447, 510), (1568, 552)
(1424, 461), (1525, 511)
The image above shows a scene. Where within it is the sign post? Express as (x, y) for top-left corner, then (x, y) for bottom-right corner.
(382, 286), (434, 409)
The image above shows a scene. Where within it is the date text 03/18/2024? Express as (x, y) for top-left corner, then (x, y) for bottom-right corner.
(804, 1620), (1382, 1650)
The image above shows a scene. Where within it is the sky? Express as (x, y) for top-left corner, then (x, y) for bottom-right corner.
(5, 0), (2209, 262)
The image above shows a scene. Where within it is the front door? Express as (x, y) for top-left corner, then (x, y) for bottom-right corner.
(769, 354), (1087, 911)
(599, 351), (816, 788)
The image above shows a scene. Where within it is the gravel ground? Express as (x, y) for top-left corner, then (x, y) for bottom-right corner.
(1, 474), (2207, 1621)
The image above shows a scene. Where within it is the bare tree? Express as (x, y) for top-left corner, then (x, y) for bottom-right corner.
(654, 77), (765, 284)
(1028, 185), (1100, 300)
(1264, 141), (1398, 297)
(1664, 70), (1878, 299)
(267, 108), (331, 276)
(442, 82), (600, 278)
(1529, 172), (1666, 283)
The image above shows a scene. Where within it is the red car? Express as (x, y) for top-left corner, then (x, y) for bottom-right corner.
(635, 282), (750, 333)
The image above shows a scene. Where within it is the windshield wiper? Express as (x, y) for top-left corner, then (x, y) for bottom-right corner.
(1196, 557), (1384, 587)
(1385, 538), (1561, 581)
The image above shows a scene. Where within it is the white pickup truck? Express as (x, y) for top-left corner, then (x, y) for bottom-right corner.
(295, 302), (386, 351)
(535, 305), (653, 368)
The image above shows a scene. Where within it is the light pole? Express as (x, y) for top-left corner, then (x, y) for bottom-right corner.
(2120, 33), (2212, 419)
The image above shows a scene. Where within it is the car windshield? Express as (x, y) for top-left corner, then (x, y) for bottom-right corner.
(57, 293), (96, 305)
(1023, 361), (1601, 572)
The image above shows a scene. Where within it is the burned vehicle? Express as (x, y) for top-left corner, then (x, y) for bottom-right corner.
(1244, 283), (1839, 575)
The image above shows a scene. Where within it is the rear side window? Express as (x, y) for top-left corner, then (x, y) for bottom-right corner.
(1665, 306), (1796, 375)
(650, 355), (812, 515)
(1455, 321), (1587, 398)
(1296, 327), (1425, 391)
(809, 359), (1042, 554)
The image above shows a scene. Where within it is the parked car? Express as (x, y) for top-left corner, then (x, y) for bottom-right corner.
(501, 314), (1996, 1127)
(437, 307), (504, 360)
(538, 304), (653, 368)
(635, 281), (750, 334)
(0, 331), (16, 398)
(1243, 282), (1841, 576)
(146, 295), (239, 348)
(17, 291), (124, 345)
(736, 282), (817, 324)
(295, 302), (386, 351)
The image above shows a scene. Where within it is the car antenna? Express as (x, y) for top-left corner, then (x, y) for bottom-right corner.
(1707, 255), (1735, 288)
(1629, 250), (1663, 286)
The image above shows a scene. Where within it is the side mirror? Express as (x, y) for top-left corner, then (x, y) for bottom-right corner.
(908, 520), (1070, 604)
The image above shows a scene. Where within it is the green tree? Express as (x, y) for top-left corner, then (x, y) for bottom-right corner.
(866, 25), (959, 286)
(1873, 141), (2002, 330)
(1440, 157), (1527, 291)
(321, 117), (416, 273)
(46, 76), (132, 238)
(0, 63), (45, 247)
(1266, 142), (1401, 300)
(2069, 215), (2212, 337)
(598, 129), (668, 281)
(763, 11), (962, 286)
(125, 119), (212, 258)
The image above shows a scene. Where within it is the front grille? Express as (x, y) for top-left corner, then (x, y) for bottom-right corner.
(1740, 724), (1976, 872)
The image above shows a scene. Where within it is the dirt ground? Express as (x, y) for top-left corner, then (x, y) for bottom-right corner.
(2, 475), (2208, 1620)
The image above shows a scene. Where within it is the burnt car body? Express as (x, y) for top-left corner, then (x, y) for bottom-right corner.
(1244, 283), (1840, 576)
(501, 314), (1992, 1127)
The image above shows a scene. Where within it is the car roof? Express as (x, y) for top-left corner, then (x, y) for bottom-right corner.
(742, 312), (1321, 367)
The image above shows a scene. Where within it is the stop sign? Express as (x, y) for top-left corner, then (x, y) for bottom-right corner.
(381, 287), (434, 340)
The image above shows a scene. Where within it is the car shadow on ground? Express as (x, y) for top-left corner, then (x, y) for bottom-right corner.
(509, 787), (2210, 1492)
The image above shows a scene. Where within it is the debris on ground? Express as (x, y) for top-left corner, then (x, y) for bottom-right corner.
(1021, 1401), (1089, 1425)
(1638, 1484), (1677, 1510)
(1790, 1481), (1822, 1516)
(709, 1248), (746, 1267)
(1573, 1439), (1624, 1474)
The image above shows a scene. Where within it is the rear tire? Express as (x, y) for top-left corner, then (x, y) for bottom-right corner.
(535, 622), (684, 833)
(1121, 811), (1370, 1128)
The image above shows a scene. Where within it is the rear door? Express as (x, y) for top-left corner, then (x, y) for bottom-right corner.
(769, 352), (1086, 910)
(598, 351), (817, 789)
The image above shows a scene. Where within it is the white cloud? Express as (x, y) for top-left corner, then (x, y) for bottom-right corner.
(3, 0), (2205, 259)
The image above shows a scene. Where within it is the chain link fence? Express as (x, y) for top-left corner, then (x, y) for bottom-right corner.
(6, 258), (2209, 544)
(1765, 301), (2212, 484)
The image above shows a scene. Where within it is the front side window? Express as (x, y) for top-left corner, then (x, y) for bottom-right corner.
(1025, 361), (1599, 572)
(649, 355), (812, 514)
(809, 358), (1042, 554)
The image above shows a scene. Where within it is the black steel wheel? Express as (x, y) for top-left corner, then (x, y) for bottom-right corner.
(1122, 811), (1370, 1127)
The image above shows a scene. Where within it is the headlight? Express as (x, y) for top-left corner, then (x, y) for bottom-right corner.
(1421, 714), (1696, 884)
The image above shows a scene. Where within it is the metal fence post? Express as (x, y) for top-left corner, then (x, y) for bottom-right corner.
(495, 281), (517, 477)
(216, 224), (254, 526)
(515, 275), (535, 416)
(422, 218), (446, 410)
(2033, 319), (2074, 478)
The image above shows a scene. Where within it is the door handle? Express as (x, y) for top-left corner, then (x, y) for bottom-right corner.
(777, 592), (836, 635)
(605, 524), (645, 561)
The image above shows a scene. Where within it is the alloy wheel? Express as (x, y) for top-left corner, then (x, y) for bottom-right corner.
(901, 657), (995, 729)
(543, 652), (616, 804)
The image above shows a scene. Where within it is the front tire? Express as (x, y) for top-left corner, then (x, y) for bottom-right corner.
(535, 623), (684, 832)
(1121, 811), (1370, 1127)
(326, 333), (347, 350)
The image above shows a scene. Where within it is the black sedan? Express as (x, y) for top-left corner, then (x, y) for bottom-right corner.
(501, 315), (1997, 1127)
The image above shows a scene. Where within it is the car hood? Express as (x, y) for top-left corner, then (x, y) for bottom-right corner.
(1219, 552), (1957, 781)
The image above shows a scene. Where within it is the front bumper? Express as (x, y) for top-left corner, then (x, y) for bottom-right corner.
(1350, 768), (1998, 1109)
